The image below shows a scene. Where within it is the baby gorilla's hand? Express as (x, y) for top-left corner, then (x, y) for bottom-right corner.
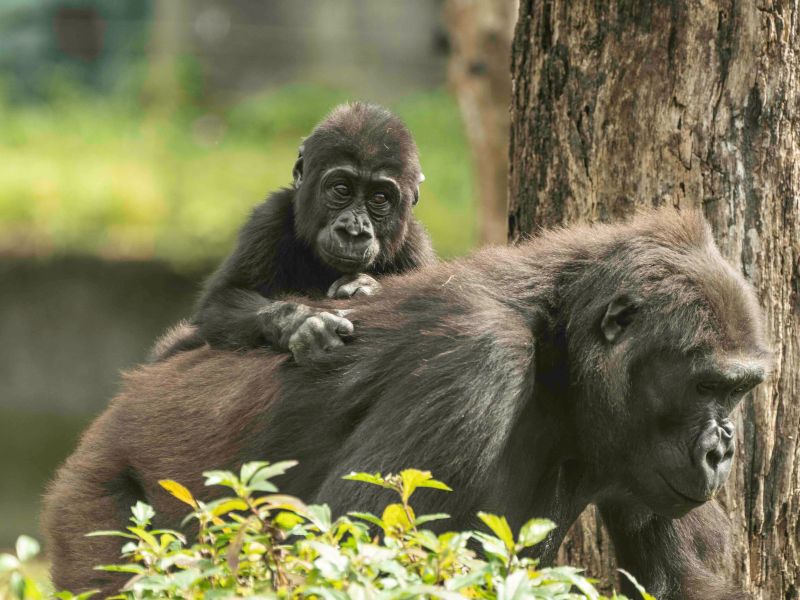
(287, 310), (354, 365)
(327, 273), (381, 299)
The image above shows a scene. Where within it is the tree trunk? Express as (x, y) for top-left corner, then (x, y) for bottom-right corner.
(444, 0), (518, 245)
(509, 2), (800, 597)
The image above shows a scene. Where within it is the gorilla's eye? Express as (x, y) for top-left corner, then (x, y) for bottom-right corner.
(697, 380), (754, 397)
(333, 184), (351, 197)
(696, 382), (723, 395)
(372, 193), (388, 204)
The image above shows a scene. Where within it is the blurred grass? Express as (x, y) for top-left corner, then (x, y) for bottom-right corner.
(0, 83), (476, 267)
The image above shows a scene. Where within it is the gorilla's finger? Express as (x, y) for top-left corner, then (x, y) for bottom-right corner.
(352, 286), (373, 297)
(319, 312), (354, 336)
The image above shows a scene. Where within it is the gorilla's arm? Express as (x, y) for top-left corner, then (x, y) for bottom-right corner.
(155, 194), (353, 363)
(600, 499), (749, 600)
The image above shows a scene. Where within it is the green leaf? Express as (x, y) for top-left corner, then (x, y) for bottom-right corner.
(446, 567), (490, 591)
(398, 469), (452, 503)
(348, 511), (385, 529)
(308, 541), (349, 578)
(128, 527), (159, 549)
(208, 498), (249, 517)
(130, 501), (155, 527)
(247, 460), (298, 486)
(253, 493), (309, 514)
(558, 567), (599, 600)
(273, 511), (305, 530)
(619, 569), (657, 600)
(239, 461), (271, 484)
(0, 553), (20, 572)
(412, 529), (440, 551)
(342, 472), (393, 489)
(158, 480), (197, 508)
(498, 570), (530, 599)
(247, 480), (278, 493)
(517, 518), (556, 548)
(414, 513), (450, 527)
(15, 535), (40, 562)
(306, 503), (332, 532)
(381, 503), (413, 532)
(477, 512), (515, 553)
(9, 571), (24, 599)
(203, 470), (239, 488)
(472, 531), (510, 562)
(85, 531), (138, 539)
(94, 564), (146, 574)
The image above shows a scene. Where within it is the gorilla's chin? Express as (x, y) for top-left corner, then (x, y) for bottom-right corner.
(631, 472), (708, 519)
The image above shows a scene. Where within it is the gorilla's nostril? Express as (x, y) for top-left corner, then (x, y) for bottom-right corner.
(705, 446), (725, 469)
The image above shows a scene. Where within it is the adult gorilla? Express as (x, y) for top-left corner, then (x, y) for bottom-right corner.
(43, 210), (770, 599)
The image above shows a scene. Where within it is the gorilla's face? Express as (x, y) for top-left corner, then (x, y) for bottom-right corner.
(622, 351), (766, 517)
(578, 290), (771, 518)
(292, 156), (418, 275)
(312, 164), (404, 273)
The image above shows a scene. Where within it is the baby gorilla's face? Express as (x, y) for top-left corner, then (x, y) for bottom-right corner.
(313, 163), (403, 273)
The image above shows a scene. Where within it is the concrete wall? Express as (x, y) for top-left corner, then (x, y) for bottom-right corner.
(0, 256), (203, 545)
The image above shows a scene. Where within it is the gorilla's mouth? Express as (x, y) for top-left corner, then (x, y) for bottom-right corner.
(658, 473), (706, 505)
(318, 245), (374, 271)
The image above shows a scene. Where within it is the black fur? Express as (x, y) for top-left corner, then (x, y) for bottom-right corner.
(44, 210), (769, 599)
(153, 102), (435, 362)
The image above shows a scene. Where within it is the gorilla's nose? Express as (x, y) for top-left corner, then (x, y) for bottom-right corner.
(693, 419), (735, 494)
(333, 212), (374, 247)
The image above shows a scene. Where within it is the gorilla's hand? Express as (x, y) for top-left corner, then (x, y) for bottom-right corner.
(285, 309), (354, 365)
(327, 273), (381, 299)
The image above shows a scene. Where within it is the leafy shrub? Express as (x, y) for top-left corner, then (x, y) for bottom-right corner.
(1, 462), (654, 599)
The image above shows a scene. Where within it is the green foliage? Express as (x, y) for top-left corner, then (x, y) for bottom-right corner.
(1, 462), (652, 599)
(0, 83), (475, 267)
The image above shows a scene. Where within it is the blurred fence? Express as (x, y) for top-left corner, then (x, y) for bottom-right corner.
(0, 0), (449, 102)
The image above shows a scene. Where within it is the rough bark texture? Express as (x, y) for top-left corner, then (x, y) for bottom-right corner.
(509, 1), (800, 597)
(444, 0), (518, 245)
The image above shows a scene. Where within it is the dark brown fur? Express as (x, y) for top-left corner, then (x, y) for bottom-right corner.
(153, 102), (435, 361)
(43, 210), (769, 599)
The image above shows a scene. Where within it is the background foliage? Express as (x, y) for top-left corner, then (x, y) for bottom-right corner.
(0, 463), (651, 599)
(0, 82), (475, 267)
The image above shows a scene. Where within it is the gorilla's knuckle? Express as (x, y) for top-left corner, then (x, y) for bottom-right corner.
(338, 318), (355, 334)
(304, 316), (326, 333)
(360, 274), (378, 286)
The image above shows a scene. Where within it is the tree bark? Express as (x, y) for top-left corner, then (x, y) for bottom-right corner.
(444, 0), (518, 245)
(509, 1), (800, 597)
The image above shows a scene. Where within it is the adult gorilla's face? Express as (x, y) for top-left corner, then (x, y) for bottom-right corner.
(623, 351), (766, 518)
(578, 283), (771, 519)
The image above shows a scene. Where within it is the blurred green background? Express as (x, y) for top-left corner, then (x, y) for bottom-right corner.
(0, 0), (476, 547)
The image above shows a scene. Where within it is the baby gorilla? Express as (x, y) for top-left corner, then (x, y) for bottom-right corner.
(154, 102), (435, 364)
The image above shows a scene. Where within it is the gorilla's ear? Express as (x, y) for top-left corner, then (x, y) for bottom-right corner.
(292, 144), (305, 189)
(601, 294), (640, 343)
(413, 172), (425, 206)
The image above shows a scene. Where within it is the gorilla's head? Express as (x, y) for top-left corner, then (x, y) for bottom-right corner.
(291, 102), (424, 274)
(567, 212), (771, 517)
